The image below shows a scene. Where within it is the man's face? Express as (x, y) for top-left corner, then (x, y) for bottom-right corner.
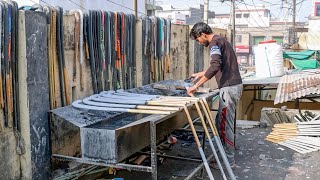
(195, 34), (209, 47)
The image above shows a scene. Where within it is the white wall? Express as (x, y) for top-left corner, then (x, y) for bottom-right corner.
(235, 11), (270, 27)
(155, 11), (186, 24)
(16, 0), (146, 17)
(15, 0), (36, 6)
(210, 17), (229, 29)
(156, 11), (172, 18)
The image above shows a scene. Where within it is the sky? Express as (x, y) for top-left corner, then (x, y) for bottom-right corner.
(156, 0), (313, 22)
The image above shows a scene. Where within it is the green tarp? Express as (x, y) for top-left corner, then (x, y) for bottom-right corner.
(283, 50), (315, 60)
(290, 59), (319, 70)
(284, 50), (320, 70)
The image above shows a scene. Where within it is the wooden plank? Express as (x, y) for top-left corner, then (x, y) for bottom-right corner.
(188, 25), (195, 77)
(236, 86), (255, 120)
(194, 42), (204, 73)
(135, 20), (143, 87)
(165, 24), (189, 80)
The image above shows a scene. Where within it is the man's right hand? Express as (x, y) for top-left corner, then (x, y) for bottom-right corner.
(191, 71), (205, 82)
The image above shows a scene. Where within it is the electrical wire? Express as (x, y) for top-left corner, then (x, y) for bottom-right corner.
(236, 1), (271, 31)
(250, 0), (272, 30)
(104, 0), (147, 15)
(27, 0), (53, 7)
(26, 0), (147, 16)
(67, 0), (87, 10)
(256, 0), (282, 6)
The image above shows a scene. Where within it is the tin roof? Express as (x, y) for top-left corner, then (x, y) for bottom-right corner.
(274, 71), (320, 104)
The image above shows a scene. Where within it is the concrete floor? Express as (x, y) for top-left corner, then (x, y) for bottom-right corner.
(55, 126), (320, 180)
(99, 126), (320, 180)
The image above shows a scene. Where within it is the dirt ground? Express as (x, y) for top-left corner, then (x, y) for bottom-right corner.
(103, 126), (320, 180)
(54, 125), (320, 180)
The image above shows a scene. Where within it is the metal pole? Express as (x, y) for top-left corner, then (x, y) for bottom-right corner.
(231, 0), (236, 49)
(133, 0), (138, 17)
(200, 98), (237, 180)
(204, 0), (209, 24)
(199, 131), (206, 179)
(193, 101), (227, 180)
(292, 0), (296, 44)
(150, 121), (158, 180)
(183, 106), (215, 180)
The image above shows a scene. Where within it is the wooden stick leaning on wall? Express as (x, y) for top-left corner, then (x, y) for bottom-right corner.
(45, 7), (54, 110)
(60, 7), (70, 105)
(70, 10), (80, 83)
(3, 2), (12, 127)
(0, 4), (3, 110)
(56, 7), (66, 106)
(52, 9), (59, 108)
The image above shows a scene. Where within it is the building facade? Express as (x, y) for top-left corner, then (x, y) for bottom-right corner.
(313, 0), (320, 16)
(155, 4), (215, 25)
(211, 4), (306, 66)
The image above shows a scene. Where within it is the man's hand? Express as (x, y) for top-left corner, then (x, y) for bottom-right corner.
(191, 71), (205, 82)
(187, 85), (198, 96)
(188, 70), (209, 96)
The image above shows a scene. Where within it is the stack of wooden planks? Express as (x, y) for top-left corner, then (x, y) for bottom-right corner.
(266, 119), (320, 154)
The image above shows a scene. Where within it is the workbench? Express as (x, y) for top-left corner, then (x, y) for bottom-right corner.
(51, 80), (219, 180)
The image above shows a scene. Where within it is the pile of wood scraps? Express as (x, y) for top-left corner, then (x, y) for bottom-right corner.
(54, 165), (110, 180)
(266, 117), (320, 154)
(294, 110), (320, 122)
(261, 107), (320, 126)
(263, 108), (291, 125)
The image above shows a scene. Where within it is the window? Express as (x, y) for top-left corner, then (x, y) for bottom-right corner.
(236, 14), (242, 18)
(236, 35), (242, 43)
(239, 55), (247, 64)
(273, 36), (283, 44)
(253, 36), (265, 45)
(243, 13), (249, 18)
(315, 2), (320, 16)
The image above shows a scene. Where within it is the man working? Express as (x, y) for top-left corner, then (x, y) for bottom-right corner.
(187, 22), (243, 167)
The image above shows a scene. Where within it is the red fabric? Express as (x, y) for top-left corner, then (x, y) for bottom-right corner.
(259, 40), (276, 44)
(221, 107), (227, 143)
(220, 107), (235, 147)
(225, 137), (235, 147)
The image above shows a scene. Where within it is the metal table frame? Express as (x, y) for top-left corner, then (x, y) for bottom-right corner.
(53, 117), (213, 179)
(242, 76), (320, 113)
(52, 92), (219, 180)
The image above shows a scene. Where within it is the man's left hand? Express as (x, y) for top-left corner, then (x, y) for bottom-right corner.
(187, 85), (197, 96)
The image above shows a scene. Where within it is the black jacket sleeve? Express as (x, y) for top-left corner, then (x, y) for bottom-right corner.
(204, 44), (222, 79)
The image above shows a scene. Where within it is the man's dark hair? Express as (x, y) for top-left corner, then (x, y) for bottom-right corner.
(189, 22), (213, 40)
